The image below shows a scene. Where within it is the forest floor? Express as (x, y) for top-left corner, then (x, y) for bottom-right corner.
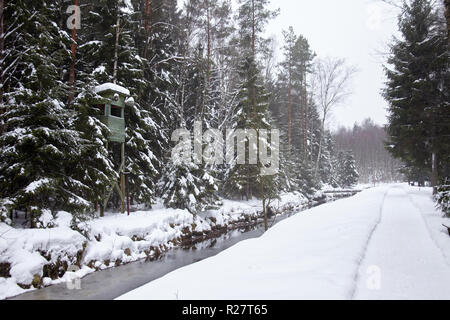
(117, 184), (450, 300)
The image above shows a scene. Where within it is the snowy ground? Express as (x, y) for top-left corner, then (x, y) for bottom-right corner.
(0, 192), (310, 300)
(354, 186), (450, 299)
(118, 184), (450, 300)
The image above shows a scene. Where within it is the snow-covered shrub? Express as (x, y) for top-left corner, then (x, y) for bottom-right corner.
(158, 160), (220, 214)
(331, 151), (359, 189)
(0, 211), (7, 225)
(434, 179), (450, 217)
(54, 211), (74, 228)
(35, 209), (55, 229)
(0, 199), (13, 225)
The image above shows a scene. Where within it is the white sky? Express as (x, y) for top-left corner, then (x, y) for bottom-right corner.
(265, 0), (401, 129)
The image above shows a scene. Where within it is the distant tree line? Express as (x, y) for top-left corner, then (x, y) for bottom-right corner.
(334, 119), (404, 184)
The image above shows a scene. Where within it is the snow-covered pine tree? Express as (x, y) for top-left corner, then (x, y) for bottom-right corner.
(338, 151), (359, 188)
(223, 55), (276, 200)
(318, 132), (335, 185)
(275, 28), (299, 192)
(384, 0), (449, 188)
(156, 0), (222, 214)
(276, 88), (321, 196)
(117, 0), (162, 206)
(75, 0), (166, 208)
(330, 151), (344, 188)
(273, 27), (316, 195)
(434, 178), (450, 217)
(158, 77), (221, 213)
(0, 1), (93, 225)
(159, 157), (220, 214)
(141, 0), (181, 155)
(222, 0), (279, 203)
(69, 91), (118, 216)
(236, 0), (279, 58)
(278, 27), (315, 153)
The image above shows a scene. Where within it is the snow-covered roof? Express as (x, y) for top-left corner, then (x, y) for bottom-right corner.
(94, 83), (130, 96)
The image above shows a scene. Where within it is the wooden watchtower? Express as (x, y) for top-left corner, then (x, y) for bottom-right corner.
(93, 83), (132, 216)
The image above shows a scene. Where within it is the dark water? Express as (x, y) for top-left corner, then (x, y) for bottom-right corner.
(11, 214), (292, 300)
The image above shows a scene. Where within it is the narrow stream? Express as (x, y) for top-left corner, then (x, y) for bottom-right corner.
(11, 213), (294, 300)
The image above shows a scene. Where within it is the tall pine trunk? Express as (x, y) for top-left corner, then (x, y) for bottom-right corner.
(315, 118), (326, 181)
(206, 0), (211, 84)
(303, 68), (309, 157)
(288, 70), (292, 149)
(445, 0), (450, 44)
(202, 0), (212, 120)
(431, 150), (438, 189)
(143, 0), (151, 60)
(251, 0), (255, 57)
(430, 108), (438, 191)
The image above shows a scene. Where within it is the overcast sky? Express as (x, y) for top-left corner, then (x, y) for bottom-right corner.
(265, 0), (401, 129)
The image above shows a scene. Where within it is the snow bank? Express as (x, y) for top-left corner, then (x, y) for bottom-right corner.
(0, 221), (86, 299)
(82, 208), (194, 266)
(118, 186), (390, 300)
(0, 278), (32, 300)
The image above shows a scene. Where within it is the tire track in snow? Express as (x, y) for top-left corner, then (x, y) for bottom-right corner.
(349, 186), (391, 299)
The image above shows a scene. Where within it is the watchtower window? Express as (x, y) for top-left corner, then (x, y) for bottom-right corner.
(111, 105), (122, 118)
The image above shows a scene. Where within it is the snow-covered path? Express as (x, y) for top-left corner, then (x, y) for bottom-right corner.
(118, 184), (450, 300)
(354, 185), (450, 300)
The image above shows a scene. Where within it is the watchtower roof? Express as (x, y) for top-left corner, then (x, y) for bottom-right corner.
(94, 83), (130, 96)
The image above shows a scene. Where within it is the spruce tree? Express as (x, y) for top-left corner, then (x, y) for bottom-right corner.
(156, 0), (222, 213)
(330, 151), (345, 188)
(434, 178), (450, 217)
(318, 132), (335, 186)
(223, 56), (276, 200)
(272, 27), (317, 195)
(0, 1), (93, 225)
(338, 151), (359, 188)
(384, 0), (449, 187)
(159, 158), (220, 214)
(75, 0), (168, 208)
